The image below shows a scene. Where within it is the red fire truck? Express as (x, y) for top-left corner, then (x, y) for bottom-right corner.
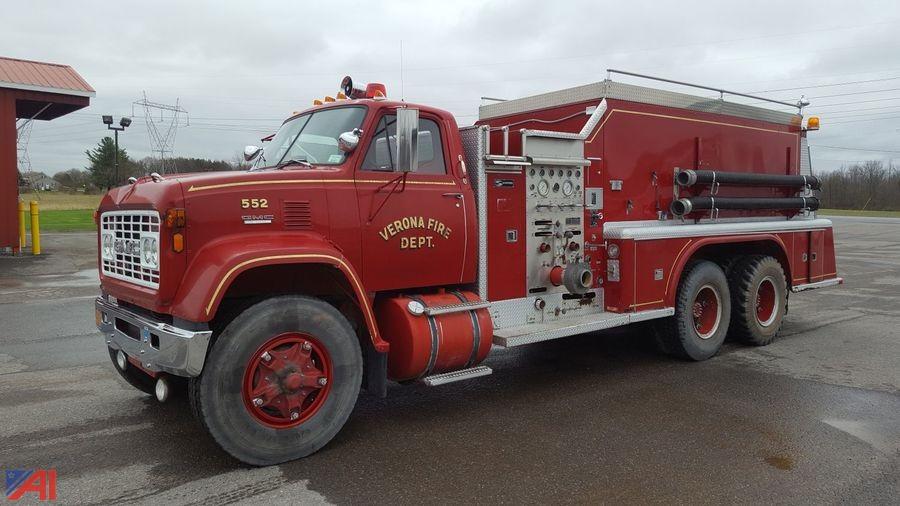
(95, 70), (841, 465)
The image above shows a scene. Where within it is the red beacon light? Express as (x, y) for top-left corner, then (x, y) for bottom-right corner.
(365, 83), (386, 99)
(341, 76), (387, 100)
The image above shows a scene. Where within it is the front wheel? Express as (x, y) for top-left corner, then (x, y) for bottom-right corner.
(189, 295), (362, 466)
(655, 260), (731, 361)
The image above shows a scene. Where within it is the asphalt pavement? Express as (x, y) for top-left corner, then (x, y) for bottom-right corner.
(0, 219), (898, 505)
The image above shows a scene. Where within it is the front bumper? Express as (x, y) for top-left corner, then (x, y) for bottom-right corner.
(96, 297), (212, 377)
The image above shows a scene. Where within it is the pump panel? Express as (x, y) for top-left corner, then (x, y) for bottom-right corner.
(525, 165), (585, 293)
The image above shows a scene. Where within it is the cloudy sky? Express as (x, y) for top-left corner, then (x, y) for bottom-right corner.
(4, 0), (899, 174)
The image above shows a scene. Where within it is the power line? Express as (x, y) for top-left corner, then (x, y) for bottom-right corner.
(826, 114), (900, 125)
(806, 96), (900, 109)
(819, 109), (900, 121)
(816, 104), (900, 115)
(755, 86), (900, 104)
(811, 145), (900, 154)
(749, 76), (900, 94)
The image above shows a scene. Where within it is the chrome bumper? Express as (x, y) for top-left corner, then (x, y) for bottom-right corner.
(95, 297), (212, 377)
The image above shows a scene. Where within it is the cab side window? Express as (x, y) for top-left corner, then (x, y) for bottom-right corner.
(360, 115), (447, 175)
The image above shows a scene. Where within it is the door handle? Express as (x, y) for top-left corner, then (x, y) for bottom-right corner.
(442, 192), (463, 199)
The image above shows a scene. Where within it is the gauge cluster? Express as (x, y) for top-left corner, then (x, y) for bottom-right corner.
(528, 167), (582, 202)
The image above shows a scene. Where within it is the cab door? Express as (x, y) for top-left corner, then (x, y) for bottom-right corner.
(355, 111), (467, 291)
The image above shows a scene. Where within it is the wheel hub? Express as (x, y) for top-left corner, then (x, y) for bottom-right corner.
(692, 285), (721, 339)
(755, 277), (778, 327)
(242, 332), (332, 429)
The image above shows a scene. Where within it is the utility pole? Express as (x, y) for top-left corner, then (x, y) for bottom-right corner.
(102, 115), (132, 186)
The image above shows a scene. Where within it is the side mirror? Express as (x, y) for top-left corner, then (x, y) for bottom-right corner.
(243, 145), (263, 162)
(338, 128), (362, 153)
(396, 108), (419, 173)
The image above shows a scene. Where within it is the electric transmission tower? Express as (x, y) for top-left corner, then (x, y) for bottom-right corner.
(133, 92), (189, 174)
(16, 118), (37, 191)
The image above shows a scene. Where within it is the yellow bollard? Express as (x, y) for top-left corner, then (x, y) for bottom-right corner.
(29, 201), (40, 256)
(18, 200), (26, 250)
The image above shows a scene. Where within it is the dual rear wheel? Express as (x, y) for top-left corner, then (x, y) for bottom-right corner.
(655, 255), (787, 360)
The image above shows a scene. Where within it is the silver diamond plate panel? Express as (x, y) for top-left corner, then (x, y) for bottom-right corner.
(603, 218), (833, 241)
(492, 307), (673, 348)
(489, 289), (604, 329)
(790, 277), (842, 293)
(800, 136), (812, 176)
(479, 80), (800, 126)
(421, 365), (493, 386)
(459, 125), (489, 300)
(489, 296), (542, 329)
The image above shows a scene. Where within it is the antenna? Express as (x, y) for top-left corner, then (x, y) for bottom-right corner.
(400, 40), (405, 101)
(132, 92), (189, 174)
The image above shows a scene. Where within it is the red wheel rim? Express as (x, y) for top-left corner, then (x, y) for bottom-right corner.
(692, 284), (721, 339)
(756, 277), (778, 327)
(242, 332), (332, 429)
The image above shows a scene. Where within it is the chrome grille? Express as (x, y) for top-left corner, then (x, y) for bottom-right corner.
(100, 210), (161, 289)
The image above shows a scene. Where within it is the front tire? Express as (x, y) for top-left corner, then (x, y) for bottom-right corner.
(728, 255), (787, 346)
(656, 260), (731, 361)
(190, 295), (362, 466)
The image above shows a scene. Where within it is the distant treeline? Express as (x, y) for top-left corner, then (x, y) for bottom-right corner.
(818, 161), (900, 211)
(17, 135), (252, 193)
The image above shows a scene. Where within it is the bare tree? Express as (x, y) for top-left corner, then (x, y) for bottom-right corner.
(818, 161), (899, 211)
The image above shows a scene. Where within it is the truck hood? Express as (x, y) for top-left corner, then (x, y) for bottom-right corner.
(98, 169), (331, 211)
(99, 174), (187, 212)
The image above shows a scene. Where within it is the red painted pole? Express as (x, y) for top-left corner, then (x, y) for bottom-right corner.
(0, 91), (19, 253)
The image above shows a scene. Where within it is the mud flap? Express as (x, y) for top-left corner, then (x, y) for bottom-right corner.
(363, 343), (388, 398)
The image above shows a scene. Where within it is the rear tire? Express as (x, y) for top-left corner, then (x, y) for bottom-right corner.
(655, 260), (731, 361)
(189, 295), (362, 466)
(728, 255), (787, 346)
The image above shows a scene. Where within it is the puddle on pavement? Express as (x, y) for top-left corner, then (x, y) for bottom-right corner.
(0, 268), (99, 291)
(764, 455), (795, 470)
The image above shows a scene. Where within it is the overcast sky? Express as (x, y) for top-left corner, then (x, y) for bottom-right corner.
(4, 0), (899, 174)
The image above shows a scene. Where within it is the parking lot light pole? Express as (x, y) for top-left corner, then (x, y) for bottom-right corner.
(102, 116), (132, 186)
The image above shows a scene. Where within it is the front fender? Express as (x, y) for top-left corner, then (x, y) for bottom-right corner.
(171, 231), (387, 352)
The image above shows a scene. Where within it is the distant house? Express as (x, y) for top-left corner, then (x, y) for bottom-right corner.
(28, 175), (60, 191)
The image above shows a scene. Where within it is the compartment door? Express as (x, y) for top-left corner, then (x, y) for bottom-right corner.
(809, 230), (825, 282)
(791, 231), (811, 285)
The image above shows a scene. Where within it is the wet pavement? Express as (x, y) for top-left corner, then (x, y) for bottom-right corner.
(0, 219), (898, 504)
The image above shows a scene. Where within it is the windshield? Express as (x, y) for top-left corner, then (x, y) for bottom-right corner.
(256, 106), (367, 168)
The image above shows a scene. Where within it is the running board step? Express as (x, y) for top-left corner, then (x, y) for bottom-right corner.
(493, 308), (674, 348)
(423, 301), (492, 316)
(421, 366), (493, 386)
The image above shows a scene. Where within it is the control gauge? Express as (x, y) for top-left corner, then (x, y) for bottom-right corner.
(562, 179), (575, 196)
(537, 179), (550, 196)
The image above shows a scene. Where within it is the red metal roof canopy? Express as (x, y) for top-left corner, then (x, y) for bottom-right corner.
(0, 56), (95, 120)
(0, 56), (94, 253)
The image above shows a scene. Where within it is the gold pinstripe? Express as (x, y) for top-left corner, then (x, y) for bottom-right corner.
(187, 178), (457, 192)
(204, 254), (377, 342)
(586, 109), (799, 144)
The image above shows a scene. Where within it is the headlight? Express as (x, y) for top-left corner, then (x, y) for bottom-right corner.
(140, 234), (159, 269)
(101, 232), (114, 260)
